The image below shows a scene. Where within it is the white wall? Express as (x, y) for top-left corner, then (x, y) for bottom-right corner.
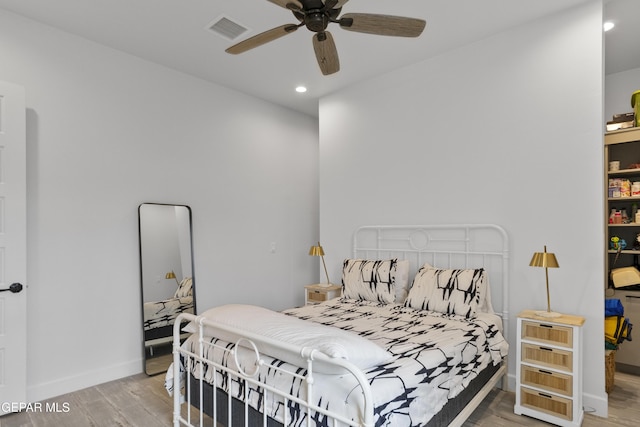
(139, 204), (187, 302)
(605, 67), (640, 121)
(319, 1), (607, 417)
(0, 9), (319, 402)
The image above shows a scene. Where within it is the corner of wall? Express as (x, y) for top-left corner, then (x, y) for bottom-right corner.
(582, 391), (609, 419)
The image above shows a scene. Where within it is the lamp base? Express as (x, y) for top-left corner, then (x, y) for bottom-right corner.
(534, 310), (562, 318)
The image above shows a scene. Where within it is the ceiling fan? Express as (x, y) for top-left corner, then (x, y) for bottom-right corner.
(226, 0), (426, 75)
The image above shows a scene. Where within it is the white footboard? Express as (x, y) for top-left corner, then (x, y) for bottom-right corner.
(171, 312), (375, 427)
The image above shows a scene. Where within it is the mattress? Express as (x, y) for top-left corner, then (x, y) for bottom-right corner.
(187, 360), (502, 427)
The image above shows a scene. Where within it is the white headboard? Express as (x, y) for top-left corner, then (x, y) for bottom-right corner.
(353, 224), (509, 336)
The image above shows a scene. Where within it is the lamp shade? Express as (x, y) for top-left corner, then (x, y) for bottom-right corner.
(309, 245), (325, 256)
(165, 270), (179, 285)
(529, 251), (559, 268)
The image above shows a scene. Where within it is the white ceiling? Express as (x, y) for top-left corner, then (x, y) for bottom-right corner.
(603, 0), (640, 75)
(0, 0), (637, 117)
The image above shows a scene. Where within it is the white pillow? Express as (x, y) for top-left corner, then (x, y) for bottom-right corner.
(404, 267), (486, 318)
(478, 275), (495, 314)
(184, 304), (393, 374)
(342, 259), (398, 304)
(394, 260), (410, 303)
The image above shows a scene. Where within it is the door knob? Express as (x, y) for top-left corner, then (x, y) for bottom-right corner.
(0, 283), (23, 293)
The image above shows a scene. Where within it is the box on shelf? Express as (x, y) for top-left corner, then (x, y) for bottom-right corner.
(607, 112), (635, 131)
(608, 178), (631, 198)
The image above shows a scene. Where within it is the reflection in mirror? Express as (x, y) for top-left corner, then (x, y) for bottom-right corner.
(139, 203), (195, 375)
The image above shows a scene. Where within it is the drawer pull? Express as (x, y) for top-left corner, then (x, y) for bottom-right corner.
(625, 295), (640, 299)
(540, 346), (554, 352)
(540, 324), (553, 329)
(538, 369), (553, 375)
(538, 392), (553, 399)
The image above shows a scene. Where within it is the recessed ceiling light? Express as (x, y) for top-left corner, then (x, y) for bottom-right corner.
(295, 86), (307, 93)
(603, 21), (615, 32)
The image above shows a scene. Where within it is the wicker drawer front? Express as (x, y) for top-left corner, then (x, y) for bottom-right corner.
(522, 321), (573, 348)
(521, 365), (572, 396)
(522, 343), (573, 372)
(520, 386), (573, 421)
(307, 290), (327, 302)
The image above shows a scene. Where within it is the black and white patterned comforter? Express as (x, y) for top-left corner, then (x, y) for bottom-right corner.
(174, 298), (508, 426)
(143, 296), (193, 331)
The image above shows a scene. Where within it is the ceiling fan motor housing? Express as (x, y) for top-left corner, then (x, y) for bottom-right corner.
(305, 12), (329, 32)
(293, 0), (342, 33)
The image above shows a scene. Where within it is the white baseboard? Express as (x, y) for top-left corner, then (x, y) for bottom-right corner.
(506, 372), (516, 391)
(582, 391), (608, 418)
(27, 358), (143, 403)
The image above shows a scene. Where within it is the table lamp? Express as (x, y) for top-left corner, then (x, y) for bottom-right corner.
(529, 245), (560, 318)
(165, 270), (180, 286)
(309, 242), (331, 287)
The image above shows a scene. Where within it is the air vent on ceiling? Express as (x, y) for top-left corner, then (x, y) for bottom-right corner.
(208, 16), (249, 41)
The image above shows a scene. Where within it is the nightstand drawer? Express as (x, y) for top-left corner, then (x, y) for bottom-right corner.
(304, 284), (342, 305)
(521, 365), (573, 396)
(522, 343), (573, 372)
(520, 386), (573, 421)
(522, 320), (573, 348)
(307, 289), (329, 303)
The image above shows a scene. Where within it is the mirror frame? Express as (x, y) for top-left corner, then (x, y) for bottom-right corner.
(138, 202), (196, 375)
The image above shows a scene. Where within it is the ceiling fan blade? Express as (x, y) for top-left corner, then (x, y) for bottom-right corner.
(332, 0), (350, 8)
(340, 13), (426, 37)
(322, 0), (339, 9)
(312, 32), (340, 75)
(226, 24), (299, 55)
(268, 0), (302, 11)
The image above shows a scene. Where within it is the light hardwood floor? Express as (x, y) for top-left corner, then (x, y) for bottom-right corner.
(1, 370), (638, 426)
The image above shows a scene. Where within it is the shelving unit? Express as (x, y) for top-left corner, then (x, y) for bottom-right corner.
(605, 127), (640, 373)
(604, 127), (640, 280)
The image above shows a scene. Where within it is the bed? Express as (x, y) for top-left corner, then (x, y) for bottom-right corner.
(168, 224), (510, 427)
(144, 277), (194, 342)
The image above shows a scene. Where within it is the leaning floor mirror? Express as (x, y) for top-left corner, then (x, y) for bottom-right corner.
(138, 203), (196, 375)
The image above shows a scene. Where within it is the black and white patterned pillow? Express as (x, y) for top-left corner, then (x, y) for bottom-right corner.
(174, 277), (193, 298)
(404, 267), (485, 318)
(342, 259), (398, 304)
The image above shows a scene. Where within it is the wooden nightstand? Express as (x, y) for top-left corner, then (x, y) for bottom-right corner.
(304, 284), (342, 305)
(514, 310), (585, 427)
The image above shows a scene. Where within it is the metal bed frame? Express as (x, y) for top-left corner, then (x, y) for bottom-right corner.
(171, 224), (510, 427)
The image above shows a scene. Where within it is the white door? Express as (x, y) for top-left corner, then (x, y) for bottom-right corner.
(0, 81), (27, 415)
